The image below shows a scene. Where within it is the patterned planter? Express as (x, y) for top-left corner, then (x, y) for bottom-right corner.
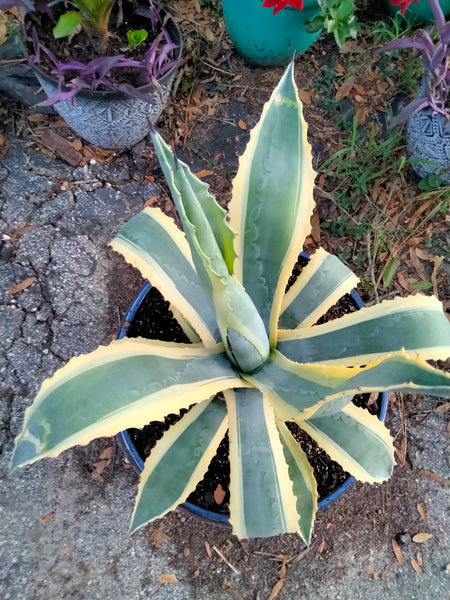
(33, 6), (182, 149)
(407, 79), (450, 183)
(222, 0), (322, 67)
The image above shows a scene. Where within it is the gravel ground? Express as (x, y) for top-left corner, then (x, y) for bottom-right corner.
(0, 138), (449, 600)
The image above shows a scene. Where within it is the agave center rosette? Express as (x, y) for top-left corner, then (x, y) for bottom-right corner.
(11, 63), (450, 542)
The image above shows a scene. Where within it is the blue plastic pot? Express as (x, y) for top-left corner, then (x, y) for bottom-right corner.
(222, 0), (323, 66)
(117, 260), (389, 525)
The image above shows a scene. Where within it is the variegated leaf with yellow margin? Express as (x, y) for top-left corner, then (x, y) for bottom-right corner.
(226, 387), (300, 539)
(110, 207), (219, 346)
(229, 62), (316, 347)
(279, 248), (359, 330)
(298, 404), (395, 483)
(151, 130), (270, 373)
(131, 397), (228, 532)
(277, 421), (318, 544)
(246, 349), (450, 422)
(11, 340), (247, 471)
(278, 295), (450, 366)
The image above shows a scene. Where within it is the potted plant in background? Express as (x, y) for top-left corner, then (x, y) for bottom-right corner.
(0, 0), (182, 149)
(387, 0), (450, 23)
(379, 0), (450, 182)
(221, 0), (358, 67)
(11, 64), (450, 542)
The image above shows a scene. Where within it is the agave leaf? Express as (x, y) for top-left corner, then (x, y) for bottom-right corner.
(110, 207), (219, 346)
(151, 131), (270, 372)
(131, 397), (228, 533)
(279, 248), (359, 330)
(299, 404), (395, 483)
(278, 295), (450, 366)
(229, 62), (316, 346)
(151, 131), (235, 285)
(277, 421), (318, 544)
(246, 349), (450, 422)
(11, 340), (246, 471)
(244, 349), (351, 421)
(328, 350), (450, 399)
(226, 387), (299, 539)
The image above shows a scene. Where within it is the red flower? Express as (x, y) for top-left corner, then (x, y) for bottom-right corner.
(389, 0), (420, 15)
(262, 0), (304, 16)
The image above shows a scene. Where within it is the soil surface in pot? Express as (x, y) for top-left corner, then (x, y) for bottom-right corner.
(125, 273), (382, 516)
(25, 1), (177, 87)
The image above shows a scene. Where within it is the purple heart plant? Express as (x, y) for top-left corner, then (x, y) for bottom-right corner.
(0, 0), (180, 106)
(378, 0), (450, 126)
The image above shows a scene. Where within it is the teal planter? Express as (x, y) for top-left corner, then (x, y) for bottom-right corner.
(222, 0), (323, 66)
(387, 0), (450, 22)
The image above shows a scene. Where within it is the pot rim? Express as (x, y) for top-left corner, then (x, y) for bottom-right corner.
(27, 3), (182, 102)
(117, 252), (389, 526)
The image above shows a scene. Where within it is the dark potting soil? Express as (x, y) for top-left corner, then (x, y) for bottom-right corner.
(124, 283), (382, 516)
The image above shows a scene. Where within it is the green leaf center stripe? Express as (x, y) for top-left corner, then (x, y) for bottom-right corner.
(227, 388), (299, 539)
(228, 64), (316, 345)
(131, 398), (228, 532)
(278, 295), (450, 366)
(299, 404), (395, 483)
(11, 340), (245, 470)
(279, 250), (359, 330)
(110, 207), (220, 346)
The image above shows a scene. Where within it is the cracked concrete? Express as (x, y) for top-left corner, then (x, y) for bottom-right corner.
(0, 138), (449, 600)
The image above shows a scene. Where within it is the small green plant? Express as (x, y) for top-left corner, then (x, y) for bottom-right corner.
(53, 0), (116, 38)
(305, 0), (358, 47)
(127, 29), (149, 50)
(11, 65), (450, 541)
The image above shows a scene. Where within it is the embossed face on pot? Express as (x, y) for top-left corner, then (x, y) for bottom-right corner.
(10, 64), (450, 541)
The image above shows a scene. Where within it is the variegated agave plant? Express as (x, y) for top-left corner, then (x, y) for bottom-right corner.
(11, 64), (450, 542)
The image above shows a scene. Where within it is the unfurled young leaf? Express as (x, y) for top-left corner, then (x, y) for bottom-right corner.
(53, 12), (84, 38)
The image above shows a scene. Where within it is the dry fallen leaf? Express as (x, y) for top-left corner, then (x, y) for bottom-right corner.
(157, 573), (179, 584)
(417, 503), (428, 520)
(41, 512), (56, 523)
(149, 526), (170, 548)
(416, 553), (423, 568)
(238, 119), (247, 130)
(391, 539), (403, 564)
(144, 175), (155, 181)
(366, 569), (377, 579)
(213, 483), (226, 505)
(298, 89), (313, 105)
(268, 578), (285, 600)
(412, 532), (432, 544)
(98, 446), (113, 461)
(7, 277), (36, 295)
(436, 402), (450, 413)
(71, 139), (83, 151)
(204, 540), (211, 558)
(419, 469), (443, 483)
(194, 169), (214, 178)
(411, 557), (422, 574)
(144, 196), (159, 208)
(315, 540), (325, 559)
(310, 211), (321, 243)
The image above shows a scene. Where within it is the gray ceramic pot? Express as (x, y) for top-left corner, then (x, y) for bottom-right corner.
(33, 6), (182, 149)
(407, 78), (450, 183)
